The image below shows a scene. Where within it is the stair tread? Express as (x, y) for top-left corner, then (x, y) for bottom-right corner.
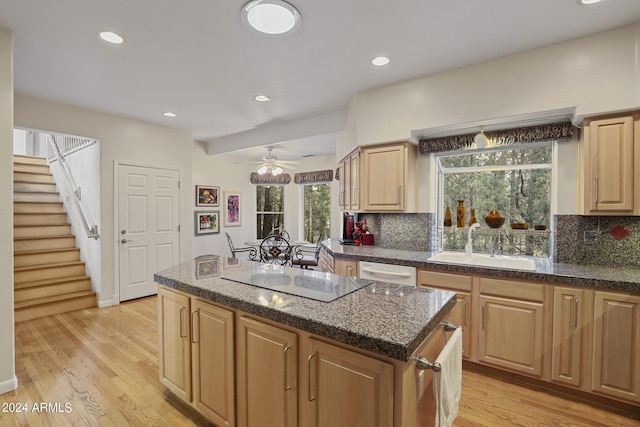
(14, 260), (85, 272)
(14, 290), (96, 310)
(14, 274), (90, 289)
(14, 212), (67, 215)
(14, 247), (80, 256)
(14, 224), (70, 228)
(14, 234), (75, 241)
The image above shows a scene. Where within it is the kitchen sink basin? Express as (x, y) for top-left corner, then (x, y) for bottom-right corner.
(428, 251), (537, 271)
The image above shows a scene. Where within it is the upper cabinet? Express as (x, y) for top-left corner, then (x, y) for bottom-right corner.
(338, 141), (417, 212)
(583, 112), (640, 215)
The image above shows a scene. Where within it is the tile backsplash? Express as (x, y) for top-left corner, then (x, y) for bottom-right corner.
(359, 212), (640, 268)
(554, 215), (640, 268)
(358, 213), (434, 252)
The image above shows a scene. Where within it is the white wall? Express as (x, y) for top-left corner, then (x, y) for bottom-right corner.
(14, 94), (194, 307)
(0, 26), (17, 395)
(192, 141), (340, 258)
(337, 23), (640, 215)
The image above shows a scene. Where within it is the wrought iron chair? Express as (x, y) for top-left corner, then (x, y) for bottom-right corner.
(225, 232), (256, 259)
(292, 232), (325, 269)
(267, 226), (290, 241)
(259, 235), (293, 266)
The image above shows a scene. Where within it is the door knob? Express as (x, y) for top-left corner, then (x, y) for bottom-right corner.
(121, 239), (133, 244)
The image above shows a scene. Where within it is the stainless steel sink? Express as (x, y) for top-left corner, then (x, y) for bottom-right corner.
(427, 251), (537, 271)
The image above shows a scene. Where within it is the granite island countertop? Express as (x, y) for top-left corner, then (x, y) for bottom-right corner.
(154, 256), (457, 362)
(323, 239), (640, 293)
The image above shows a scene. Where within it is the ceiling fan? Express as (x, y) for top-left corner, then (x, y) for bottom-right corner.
(249, 146), (300, 176)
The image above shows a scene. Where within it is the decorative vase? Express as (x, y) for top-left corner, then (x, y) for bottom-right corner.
(444, 206), (452, 227)
(468, 208), (477, 226)
(485, 210), (506, 229)
(456, 200), (465, 228)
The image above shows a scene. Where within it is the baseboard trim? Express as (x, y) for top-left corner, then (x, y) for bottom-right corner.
(98, 297), (114, 308)
(0, 375), (18, 395)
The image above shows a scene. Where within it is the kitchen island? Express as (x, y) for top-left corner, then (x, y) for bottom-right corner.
(154, 256), (457, 427)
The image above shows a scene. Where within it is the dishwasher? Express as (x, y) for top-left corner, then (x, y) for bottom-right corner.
(359, 261), (417, 286)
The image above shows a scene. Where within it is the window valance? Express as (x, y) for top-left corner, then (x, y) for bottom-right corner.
(250, 172), (291, 185)
(294, 169), (334, 184)
(418, 120), (575, 154)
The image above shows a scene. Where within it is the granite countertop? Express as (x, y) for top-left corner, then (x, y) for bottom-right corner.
(323, 239), (640, 293)
(154, 256), (457, 362)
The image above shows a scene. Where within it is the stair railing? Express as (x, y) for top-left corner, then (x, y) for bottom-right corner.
(47, 134), (100, 239)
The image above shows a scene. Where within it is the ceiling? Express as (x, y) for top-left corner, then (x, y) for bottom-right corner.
(2, 0), (640, 161)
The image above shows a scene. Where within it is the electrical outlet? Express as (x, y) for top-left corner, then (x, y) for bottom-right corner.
(583, 230), (598, 245)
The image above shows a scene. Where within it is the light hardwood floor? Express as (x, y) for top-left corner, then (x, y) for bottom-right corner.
(1, 296), (638, 427)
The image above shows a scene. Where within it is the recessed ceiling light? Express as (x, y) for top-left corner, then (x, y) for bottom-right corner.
(241, 0), (302, 36)
(254, 95), (271, 102)
(372, 56), (390, 66)
(163, 112), (177, 117)
(577, 0), (602, 4)
(98, 31), (124, 44)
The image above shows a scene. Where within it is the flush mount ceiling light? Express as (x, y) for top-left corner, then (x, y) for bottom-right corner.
(98, 31), (124, 44)
(371, 56), (390, 66)
(241, 0), (301, 36)
(577, 0), (602, 4)
(163, 112), (177, 117)
(254, 95), (271, 102)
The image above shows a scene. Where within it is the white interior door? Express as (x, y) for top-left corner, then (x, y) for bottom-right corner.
(118, 164), (180, 301)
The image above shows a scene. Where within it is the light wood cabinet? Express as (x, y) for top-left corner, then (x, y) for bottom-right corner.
(362, 142), (416, 212)
(158, 287), (236, 427)
(583, 112), (640, 215)
(307, 338), (393, 427)
(335, 259), (358, 277)
(236, 316), (298, 427)
(551, 287), (590, 388)
(591, 291), (640, 403)
(158, 287), (192, 401)
(338, 142), (416, 212)
(478, 278), (545, 378)
(192, 298), (235, 427)
(318, 246), (334, 273)
(338, 149), (360, 211)
(418, 270), (473, 359)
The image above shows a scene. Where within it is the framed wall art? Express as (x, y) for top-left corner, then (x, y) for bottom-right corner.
(195, 211), (220, 235)
(196, 185), (220, 207)
(224, 191), (241, 227)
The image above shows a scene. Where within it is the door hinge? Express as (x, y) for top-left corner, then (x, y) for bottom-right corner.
(177, 225), (181, 232)
(178, 180), (181, 189)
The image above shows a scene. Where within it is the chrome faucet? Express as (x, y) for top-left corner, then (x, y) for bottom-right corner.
(465, 223), (481, 257)
(489, 230), (502, 257)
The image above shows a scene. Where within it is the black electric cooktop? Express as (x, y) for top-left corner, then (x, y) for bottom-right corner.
(222, 264), (372, 302)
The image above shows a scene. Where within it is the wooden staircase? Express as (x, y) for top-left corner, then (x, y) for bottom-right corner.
(13, 155), (97, 322)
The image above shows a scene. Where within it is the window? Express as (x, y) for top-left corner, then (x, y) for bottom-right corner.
(302, 183), (331, 243)
(436, 142), (553, 257)
(256, 185), (284, 239)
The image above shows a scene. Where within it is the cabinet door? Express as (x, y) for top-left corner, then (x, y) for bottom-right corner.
(479, 295), (544, 377)
(585, 115), (635, 213)
(363, 145), (405, 211)
(237, 316), (298, 427)
(338, 161), (347, 210)
(318, 247), (334, 273)
(592, 291), (640, 403)
(551, 287), (588, 388)
(192, 299), (235, 426)
(158, 287), (192, 401)
(350, 151), (360, 210)
(335, 259), (358, 277)
(308, 338), (393, 427)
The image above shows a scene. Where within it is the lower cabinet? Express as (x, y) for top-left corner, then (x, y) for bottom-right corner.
(158, 287), (236, 427)
(478, 294), (544, 377)
(335, 259), (358, 277)
(551, 287), (589, 388)
(307, 338), (394, 427)
(236, 316), (298, 427)
(592, 291), (640, 403)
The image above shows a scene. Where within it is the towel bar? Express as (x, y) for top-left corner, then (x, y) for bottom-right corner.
(414, 355), (441, 372)
(442, 320), (461, 332)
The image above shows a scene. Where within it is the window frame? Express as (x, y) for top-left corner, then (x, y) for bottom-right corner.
(255, 184), (285, 239)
